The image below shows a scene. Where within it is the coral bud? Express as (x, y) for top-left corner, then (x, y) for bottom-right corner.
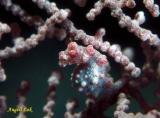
(68, 50), (77, 58)
(67, 42), (78, 50)
(86, 45), (95, 56)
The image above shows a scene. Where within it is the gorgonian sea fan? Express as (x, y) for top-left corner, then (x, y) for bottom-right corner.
(0, 0), (159, 118)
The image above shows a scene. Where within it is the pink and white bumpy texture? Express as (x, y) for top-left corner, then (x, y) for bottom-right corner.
(0, 0), (160, 118)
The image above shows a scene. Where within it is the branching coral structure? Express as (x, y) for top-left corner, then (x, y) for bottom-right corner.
(0, 0), (160, 118)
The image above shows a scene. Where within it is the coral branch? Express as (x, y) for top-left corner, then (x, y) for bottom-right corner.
(0, 0), (43, 26)
(114, 93), (160, 118)
(64, 98), (81, 118)
(0, 22), (11, 39)
(16, 80), (30, 118)
(61, 22), (141, 77)
(87, 0), (160, 46)
(0, 96), (7, 118)
(0, 9), (69, 60)
(0, 0), (159, 117)
(43, 70), (63, 118)
(143, 0), (160, 17)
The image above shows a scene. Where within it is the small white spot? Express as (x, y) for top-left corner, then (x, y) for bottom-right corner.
(92, 77), (99, 85)
(85, 75), (88, 78)
(78, 87), (83, 92)
(76, 74), (80, 78)
(75, 80), (79, 83)
(81, 81), (87, 87)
